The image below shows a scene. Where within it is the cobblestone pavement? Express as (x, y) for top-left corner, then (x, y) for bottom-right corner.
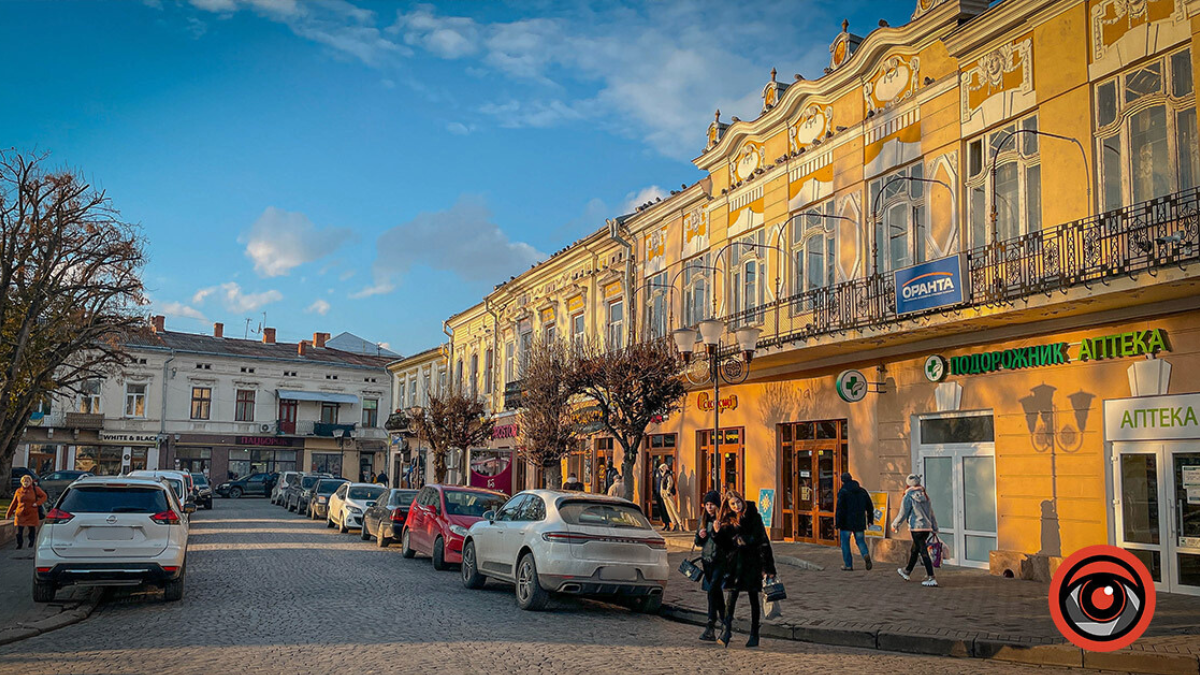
(0, 499), (1131, 675)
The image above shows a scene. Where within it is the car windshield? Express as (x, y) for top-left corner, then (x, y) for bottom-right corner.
(59, 486), (170, 514)
(348, 486), (385, 501)
(559, 502), (652, 529)
(191, 474), (209, 487)
(299, 476), (321, 490)
(391, 490), (418, 506)
(316, 480), (347, 495)
(163, 479), (185, 500)
(443, 490), (506, 517)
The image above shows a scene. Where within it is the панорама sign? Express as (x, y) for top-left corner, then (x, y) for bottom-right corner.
(894, 255), (965, 315)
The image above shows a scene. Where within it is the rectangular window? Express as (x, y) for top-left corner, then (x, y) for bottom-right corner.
(484, 349), (494, 394)
(422, 373), (431, 405)
(607, 299), (624, 350)
(571, 314), (585, 346)
(870, 161), (928, 270)
(543, 322), (556, 343)
(645, 270), (668, 338)
(518, 321), (533, 375)
(235, 389), (255, 422)
(730, 229), (766, 325)
(408, 378), (417, 406)
(124, 383), (146, 418)
(79, 379), (102, 414)
(190, 387), (212, 420)
(470, 353), (479, 398)
(504, 341), (516, 384)
(791, 199), (836, 305)
(397, 381), (406, 409)
(362, 399), (378, 427)
(919, 416), (995, 444)
(683, 253), (711, 327)
(965, 114), (1041, 247)
(320, 402), (339, 424)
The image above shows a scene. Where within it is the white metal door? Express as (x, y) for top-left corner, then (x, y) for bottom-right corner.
(1166, 445), (1200, 595)
(1114, 443), (1200, 595)
(915, 412), (997, 569)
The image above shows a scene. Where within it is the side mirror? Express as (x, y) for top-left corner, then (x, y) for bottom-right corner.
(483, 510), (496, 522)
(183, 502), (197, 514)
(366, 501), (377, 508)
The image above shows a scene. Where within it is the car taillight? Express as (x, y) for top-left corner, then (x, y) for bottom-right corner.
(390, 509), (407, 523)
(44, 508), (73, 524)
(646, 538), (667, 550)
(542, 531), (589, 544)
(151, 510), (180, 524)
(162, 566), (179, 573)
(36, 567), (51, 573)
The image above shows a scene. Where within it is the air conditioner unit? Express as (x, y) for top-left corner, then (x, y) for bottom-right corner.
(260, 423), (272, 433)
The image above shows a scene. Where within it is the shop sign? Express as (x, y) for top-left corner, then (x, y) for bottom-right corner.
(571, 404), (605, 435)
(98, 431), (159, 445)
(1105, 393), (1200, 441)
(696, 392), (738, 412)
(835, 369), (868, 403)
(923, 355), (948, 382)
(894, 255), (965, 315)
(757, 489), (775, 528)
(939, 328), (1169, 377)
(866, 491), (888, 537)
(235, 435), (298, 447)
(492, 423), (519, 440)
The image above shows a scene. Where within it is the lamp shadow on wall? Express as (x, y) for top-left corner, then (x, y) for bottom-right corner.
(1017, 383), (1095, 558)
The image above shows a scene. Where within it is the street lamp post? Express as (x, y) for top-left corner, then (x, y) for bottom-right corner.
(672, 320), (760, 495)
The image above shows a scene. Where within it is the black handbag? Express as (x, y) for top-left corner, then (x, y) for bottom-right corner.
(678, 543), (704, 582)
(763, 576), (787, 602)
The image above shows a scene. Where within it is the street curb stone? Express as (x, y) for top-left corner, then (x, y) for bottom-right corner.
(659, 601), (1192, 675)
(0, 587), (102, 647)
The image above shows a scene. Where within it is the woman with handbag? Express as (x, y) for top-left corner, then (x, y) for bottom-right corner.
(713, 489), (776, 648)
(891, 473), (939, 587)
(693, 490), (724, 641)
(6, 475), (48, 550)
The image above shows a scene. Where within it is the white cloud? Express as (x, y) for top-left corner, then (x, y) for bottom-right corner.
(355, 195), (543, 297)
(478, 99), (589, 129)
(390, 4), (480, 59)
(158, 301), (208, 322)
(622, 185), (667, 214)
(446, 121), (475, 135)
(194, 282), (284, 313)
(306, 299), (331, 315)
(191, 287), (216, 305)
(241, 207), (354, 277)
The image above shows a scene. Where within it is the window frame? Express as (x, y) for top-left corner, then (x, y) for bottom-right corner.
(606, 298), (624, 350)
(870, 161), (928, 273)
(190, 386), (212, 421)
(682, 253), (711, 328)
(79, 379), (103, 414)
(790, 198), (837, 308)
(234, 389), (256, 422)
(966, 113), (1042, 248)
(124, 383), (147, 419)
(644, 270), (668, 339)
(320, 402), (339, 425)
(484, 348), (494, 395)
(729, 229), (767, 326)
(362, 398), (378, 428)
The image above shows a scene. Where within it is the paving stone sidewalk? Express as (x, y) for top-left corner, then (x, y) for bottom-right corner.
(0, 536), (101, 646)
(662, 537), (1200, 675)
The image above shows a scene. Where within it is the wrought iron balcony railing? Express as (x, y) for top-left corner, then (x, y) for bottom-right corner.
(721, 187), (1200, 351)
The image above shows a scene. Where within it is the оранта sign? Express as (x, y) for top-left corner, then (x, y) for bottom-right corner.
(940, 328), (1168, 377)
(894, 255), (965, 315)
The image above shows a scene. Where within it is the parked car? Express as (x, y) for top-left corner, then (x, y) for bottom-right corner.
(34, 475), (191, 602)
(307, 478), (349, 520)
(271, 471), (303, 505)
(10, 467), (38, 492)
(38, 470), (93, 505)
(401, 484), (507, 571)
(216, 472), (276, 498)
(361, 488), (420, 547)
(285, 474), (325, 513)
(189, 473), (214, 510)
(128, 470), (195, 509)
(461, 491), (668, 612)
(327, 483), (387, 533)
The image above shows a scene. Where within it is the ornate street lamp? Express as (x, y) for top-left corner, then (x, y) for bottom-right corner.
(672, 319), (760, 494)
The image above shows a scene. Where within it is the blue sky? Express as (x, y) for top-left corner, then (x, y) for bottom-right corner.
(2, 0), (908, 355)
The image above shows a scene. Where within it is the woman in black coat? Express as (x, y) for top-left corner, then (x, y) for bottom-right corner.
(712, 489), (777, 648)
(693, 490), (725, 641)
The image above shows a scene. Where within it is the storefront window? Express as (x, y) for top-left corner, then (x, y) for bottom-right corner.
(230, 449), (298, 478)
(311, 452), (342, 476)
(919, 416), (994, 444)
(75, 446), (122, 476)
(28, 444), (58, 475)
(176, 447), (212, 475)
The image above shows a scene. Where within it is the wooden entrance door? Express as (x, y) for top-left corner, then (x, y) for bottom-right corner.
(697, 428), (744, 500)
(779, 420), (848, 545)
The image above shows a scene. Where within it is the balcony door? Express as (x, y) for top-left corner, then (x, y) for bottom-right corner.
(278, 399), (297, 435)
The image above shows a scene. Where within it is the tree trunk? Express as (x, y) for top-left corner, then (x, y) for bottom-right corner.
(433, 450), (447, 484)
(0, 438), (15, 500)
(621, 455), (636, 502)
(543, 460), (562, 489)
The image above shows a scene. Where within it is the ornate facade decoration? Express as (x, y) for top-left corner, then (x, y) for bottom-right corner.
(828, 20), (863, 72)
(960, 38), (1033, 124)
(1092, 0), (1184, 61)
(789, 104), (834, 154)
(911, 0), (949, 21)
(863, 54), (921, 113)
(705, 109), (729, 151)
(729, 142), (765, 184)
(762, 68), (790, 112)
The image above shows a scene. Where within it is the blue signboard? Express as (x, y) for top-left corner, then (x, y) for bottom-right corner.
(757, 489), (775, 529)
(894, 255), (965, 315)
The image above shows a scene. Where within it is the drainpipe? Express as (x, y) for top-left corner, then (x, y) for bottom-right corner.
(159, 350), (176, 469)
(607, 218), (634, 344)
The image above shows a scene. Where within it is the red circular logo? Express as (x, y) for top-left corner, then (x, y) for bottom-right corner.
(1049, 545), (1156, 652)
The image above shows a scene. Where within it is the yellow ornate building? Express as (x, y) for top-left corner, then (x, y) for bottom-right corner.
(446, 0), (1200, 593)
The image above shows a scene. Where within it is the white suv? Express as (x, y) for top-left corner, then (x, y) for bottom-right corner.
(34, 476), (191, 603)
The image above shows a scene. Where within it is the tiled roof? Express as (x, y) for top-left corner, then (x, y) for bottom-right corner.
(127, 330), (393, 369)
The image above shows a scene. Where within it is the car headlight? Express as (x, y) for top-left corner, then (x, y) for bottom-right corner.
(317, 496), (327, 504)
(448, 525), (468, 537)
(348, 506), (362, 514)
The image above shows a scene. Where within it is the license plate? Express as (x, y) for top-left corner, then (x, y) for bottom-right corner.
(86, 527), (135, 541)
(599, 566), (637, 581)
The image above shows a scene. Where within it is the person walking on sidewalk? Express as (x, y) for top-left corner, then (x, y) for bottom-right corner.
(891, 474), (939, 587)
(606, 473), (625, 497)
(694, 490), (725, 642)
(713, 489), (777, 648)
(660, 464), (682, 533)
(562, 473), (584, 491)
(835, 472), (874, 571)
(6, 475), (48, 550)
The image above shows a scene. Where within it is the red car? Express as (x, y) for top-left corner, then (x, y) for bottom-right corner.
(401, 484), (508, 570)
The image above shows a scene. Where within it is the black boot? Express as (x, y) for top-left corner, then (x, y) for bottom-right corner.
(699, 623), (716, 641)
(719, 591), (737, 647)
(746, 634), (759, 648)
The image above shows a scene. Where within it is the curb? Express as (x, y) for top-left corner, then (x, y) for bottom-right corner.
(658, 603), (1200, 675)
(0, 588), (103, 647)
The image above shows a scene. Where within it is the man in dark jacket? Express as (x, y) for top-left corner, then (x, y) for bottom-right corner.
(834, 472), (874, 571)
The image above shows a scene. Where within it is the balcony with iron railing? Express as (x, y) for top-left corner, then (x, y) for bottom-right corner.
(276, 419), (357, 437)
(721, 187), (1200, 363)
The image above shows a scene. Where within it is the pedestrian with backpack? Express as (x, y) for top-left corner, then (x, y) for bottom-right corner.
(835, 472), (874, 571)
(891, 473), (939, 587)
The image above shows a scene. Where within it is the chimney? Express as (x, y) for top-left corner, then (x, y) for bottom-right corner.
(313, 332), (327, 349)
(151, 315), (165, 333)
(263, 327), (276, 344)
(298, 340), (309, 356)
(213, 322), (224, 339)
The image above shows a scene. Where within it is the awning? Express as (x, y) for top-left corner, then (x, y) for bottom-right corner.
(276, 389), (359, 404)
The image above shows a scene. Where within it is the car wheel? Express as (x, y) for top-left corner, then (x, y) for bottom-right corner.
(515, 553), (550, 611)
(326, 514), (335, 529)
(629, 593), (663, 614)
(401, 529), (416, 558)
(230, 487), (242, 499)
(461, 540), (485, 589)
(163, 574), (184, 602)
(432, 537), (449, 571)
(360, 522), (371, 541)
(32, 580), (56, 603)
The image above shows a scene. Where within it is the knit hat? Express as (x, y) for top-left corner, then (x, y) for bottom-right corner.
(840, 472), (852, 483)
(906, 474), (921, 487)
(703, 490), (721, 506)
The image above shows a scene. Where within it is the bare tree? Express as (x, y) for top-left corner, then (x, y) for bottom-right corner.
(410, 390), (494, 484)
(516, 338), (579, 490)
(568, 338), (687, 501)
(0, 152), (147, 498)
